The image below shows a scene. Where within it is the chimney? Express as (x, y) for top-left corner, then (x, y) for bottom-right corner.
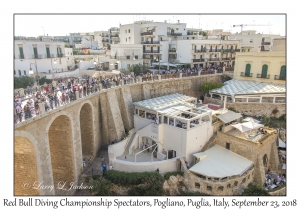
(178, 20), (180, 23)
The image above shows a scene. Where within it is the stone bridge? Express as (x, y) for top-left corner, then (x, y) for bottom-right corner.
(14, 73), (222, 195)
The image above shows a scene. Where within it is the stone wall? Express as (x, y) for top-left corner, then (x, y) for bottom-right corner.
(226, 103), (286, 117)
(269, 186), (286, 196)
(14, 137), (40, 196)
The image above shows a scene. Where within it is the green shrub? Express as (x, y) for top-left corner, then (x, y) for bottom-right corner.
(104, 170), (162, 186)
(199, 82), (224, 94)
(128, 173), (165, 196)
(164, 171), (184, 180)
(242, 182), (270, 196)
(14, 76), (35, 89)
(92, 175), (101, 180)
(89, 179), (112, 196)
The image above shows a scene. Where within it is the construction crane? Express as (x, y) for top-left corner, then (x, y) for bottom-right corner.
(233, 24), (272, 32)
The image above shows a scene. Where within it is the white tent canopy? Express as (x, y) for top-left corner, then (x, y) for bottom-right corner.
(242, 121), (264, 129)
(232, 124), (252, 133)
(242, 117), (261, 124)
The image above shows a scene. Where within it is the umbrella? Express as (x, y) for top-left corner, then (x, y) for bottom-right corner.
(242, 117), (261, 124)
(232, 123), (252, 133)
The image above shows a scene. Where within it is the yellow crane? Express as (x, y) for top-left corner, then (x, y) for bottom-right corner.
(233, 24), (272, 32)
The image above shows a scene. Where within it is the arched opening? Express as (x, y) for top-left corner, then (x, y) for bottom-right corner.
(280, 65), (286, 80)
(227, 184), (231, 188)
(48, 115), (75, 195)
(261, 64), (268, 78)
(14, 136), (40, 195)
(234, 181), (238, 186)
(80, 103), (94, 157)
(195, 183), (200, 189)
(242, 178), (246, 183)
(206, 186), (212, 191)
(245, 64), (251, 76)
(263, 154), (268, 167)
(217, 186), (224, 192)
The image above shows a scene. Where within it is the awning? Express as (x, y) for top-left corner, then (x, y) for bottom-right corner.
(147, 26), (155, 31)
(278, 137), (286, 148)
(189, 145), (254, 178)
(217, 110), (242, 123)
(242, 121), (264, 129)
(133, 49), (141, 55)
(124, 49), (133, 55)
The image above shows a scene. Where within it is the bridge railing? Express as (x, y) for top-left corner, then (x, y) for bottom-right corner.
(14, 71), (223, 125)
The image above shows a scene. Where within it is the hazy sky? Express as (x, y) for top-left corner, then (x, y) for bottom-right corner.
(14, 14), (286, 37)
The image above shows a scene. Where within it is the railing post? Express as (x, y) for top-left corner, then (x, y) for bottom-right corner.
(75, 91), (79, 100)
(121, 79), (124, 86)
(158, 75), (161, 81)
(99, 83), (103, 91)
(139, 77), (142, 83)
(39, 102), (45, 115)
(198, 70), (201, 76)
(179, 73), (182, 78)
(215, 70), (217, 74)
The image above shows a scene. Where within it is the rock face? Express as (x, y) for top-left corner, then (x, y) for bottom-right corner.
(163, 175), (186, 196)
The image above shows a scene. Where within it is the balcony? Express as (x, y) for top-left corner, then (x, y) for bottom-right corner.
(208, 58), (219, 61)
(222, 57), (230, 61)
(143, 50), (161, 53)
(221, 49), (233, 53)
(169, 49), (177, 53)
(192, 59), (205, 62)
(274, 75), (286, 80)
(240, 72), (253, 77)
(261, 42), (271, 45)
(235, 49), (240, 52)
(111, 34), (119, 37)
(192, 49), (206, 53)
(167, 32), (182, 36)
(18, 54), (24, 59)
(141, 41), (160, 44)
(57, 53), (64, 58)
(102, 35), (109, 37)
(111, 56), (143, 60)
(141, 32), (154, 36)
(257, 74), (270, 79)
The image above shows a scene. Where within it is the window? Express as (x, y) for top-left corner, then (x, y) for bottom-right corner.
(135, 55), (138, 59)
(248, 49), (250, 52)
(46, 47), (50, 58)
(127, 64), (130, 68)
(19, 46), (24, 59)
(250, 39), (253, 43)
(226, 142), (230, 150)
(280, 65), (286, 80)
(57, 47), (62, 57)
(128, 29), (130, 33)
(234, 181), (238, 186)
(126, 38), (127, 42)
(24, 70), (26, 75)
(14, 70), (16, 75)
(126, 56), (130, 59)
(195, 183), (200, 189)
(18, 70), (21, 76)
(245, 64), (251, 76)
(261, 64), (268, 78)
(263, 154), (268, 167)
(33, 47), (38, 59)
(242, 49), (245, 52)
(49, 70), (51, 73)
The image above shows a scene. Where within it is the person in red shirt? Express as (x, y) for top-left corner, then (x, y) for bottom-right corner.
(45, 85), (49, 93)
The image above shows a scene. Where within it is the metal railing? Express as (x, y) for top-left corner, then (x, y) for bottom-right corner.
(222, 58), (230, 60)
(192, 59), (205, 62)
(143, 50), (160, 53)
(192, 49), (206, 53)
(18, 54), (25, 59)
(141, 32), (154, 36)
(240, 72), (253, 77)
(57, 53), (64, 57)
(167, 32), (182, 36)
(208, 58), (219, 61)
(261, 42), (271, 45)
(274, 75), (286, 80)
(257, 74), (270, 79)
(169, 49), (177, 53)
(141, 41), (160, 44)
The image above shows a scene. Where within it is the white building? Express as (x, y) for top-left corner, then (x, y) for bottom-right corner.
(108, 93), (214, 173)
(14, 40), (72, 77)
(110, 44), (143, 69)
(117, 21), (240, 69)
(229, 30), (281, 52)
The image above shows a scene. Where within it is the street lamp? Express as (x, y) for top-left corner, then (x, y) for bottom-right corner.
(29, 62), (39, 86)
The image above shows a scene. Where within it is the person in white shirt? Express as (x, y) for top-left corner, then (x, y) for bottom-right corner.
(109, 165), (113, 170)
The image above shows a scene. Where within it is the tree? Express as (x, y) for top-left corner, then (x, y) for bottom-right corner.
(242, 182), (270, 196)
(64, 43), (70, 48)
(107, 44), (111, 50)
(199, 82), (224, 94)
(14, 76), (35, 89)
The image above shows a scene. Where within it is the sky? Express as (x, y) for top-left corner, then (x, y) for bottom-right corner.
(14, 14), (286, 37)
